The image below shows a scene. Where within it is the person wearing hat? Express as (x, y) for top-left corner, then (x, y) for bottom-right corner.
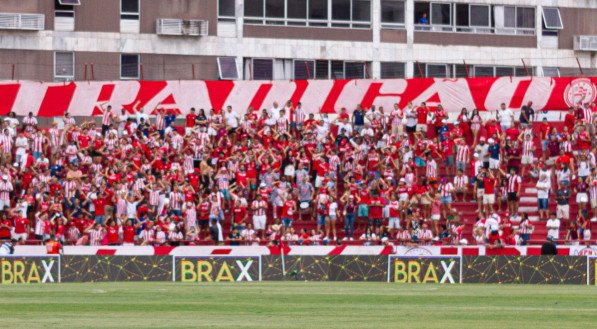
(487, 137), (501, 173)
(474, 136), (489, 169)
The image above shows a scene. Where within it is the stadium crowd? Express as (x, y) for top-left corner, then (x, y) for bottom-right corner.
(0, 99), (595, 248)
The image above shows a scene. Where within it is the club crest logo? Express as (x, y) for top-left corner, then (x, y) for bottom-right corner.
(564, 78), (596, 107)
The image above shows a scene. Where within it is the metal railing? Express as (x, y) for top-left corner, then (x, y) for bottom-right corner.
(414, 24), (535, 36)
(0, 13), (45, 31)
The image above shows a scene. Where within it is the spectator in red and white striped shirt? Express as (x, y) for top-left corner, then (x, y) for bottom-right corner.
(453, 169), (469, 202)
(100, 103), (113, 136)
(22, 112), (38, 133)
(84, 223), (105, 246)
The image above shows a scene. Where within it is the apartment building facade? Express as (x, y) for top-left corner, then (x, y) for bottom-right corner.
(0, 0), (596, 82)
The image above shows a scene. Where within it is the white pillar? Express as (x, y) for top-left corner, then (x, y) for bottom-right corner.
(235, 0), (244, 80)
(406, 61), (415, 78)
(371, 0), (381, 79)
(405, 0), (414, 46)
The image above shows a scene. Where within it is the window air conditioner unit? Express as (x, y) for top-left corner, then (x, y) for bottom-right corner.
(157, 19), (208, 36)
(0, 13), (44, 31)
(574, 35), (597, 52)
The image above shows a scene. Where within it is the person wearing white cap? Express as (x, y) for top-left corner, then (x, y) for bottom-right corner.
(487, 137), (501, 172)
(474, 136), (489, 169)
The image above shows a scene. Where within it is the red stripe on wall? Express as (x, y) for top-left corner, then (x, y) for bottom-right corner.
(205, 80), (234, 114)
(379, 246), (394, 255)
(247, 83), (273, 112)
(96, 249), (116, 255)
(440, 247), (459, 255)
(37, 83), (76, 117)
(211, 248), (232, 255)
(153, 246), (175, 255)
(508, 80), (532, 109)
(0, 83), (20, 115)
(327, 246), (346, 256)
(461, 248), (479, 256)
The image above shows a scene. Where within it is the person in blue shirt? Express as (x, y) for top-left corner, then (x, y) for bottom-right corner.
(418, 12), (429, 25)
(352, 104), (365, 133)
(418, 12), (430, 30)
(164, 109), (177, 128)
(437, 119), (449, 142)
(487, 138), (501, 173)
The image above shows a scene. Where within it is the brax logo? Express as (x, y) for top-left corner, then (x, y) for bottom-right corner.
(180, 259), (255, 282)
(1, 259), (56, 284)
(393, 259), (457, 284)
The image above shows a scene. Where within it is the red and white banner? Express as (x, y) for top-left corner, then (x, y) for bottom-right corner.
(13, 244), (597, 256)
(1, 77), (595, 117)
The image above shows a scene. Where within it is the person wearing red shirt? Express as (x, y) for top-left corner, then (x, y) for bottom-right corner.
(185, 108), (197, 135)
(122, 219), (137, 245)
(0, 216), (12, 240)
(564, 107), (576, 132)
(281, 197), (297, 233)
(368, 193), (385, 228)
(416, 103), (428, 133)
(45, 236), (62, 255)
(93, 195), (107, 224)
(482, 169), (497, 214)
(577, 124), (591, 151)
(232, 199), (247, 226)
(106, 220), (120, 245)
(12, 214), (29, 241)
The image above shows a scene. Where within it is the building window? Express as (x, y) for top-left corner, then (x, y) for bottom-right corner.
(121, 0), (139, 20)
(309, 0), (328, 24)
(54, 52), (74, 81)
(218, 0), (236, 21)
(251, 58), (274, 80)
(345, 61), (366, 79)
(54, 0), (75, 31)
(244, 0), (370, 28)
(541, 7), (562, 36)
(495, 66), (514, 77)
(121, 54), (140, 79)
(381, 0), (405, 28)
(380, 62), (405, 78)
(55, 0), (74, 18)
(266, 0), (285, 20)
(287, 0), (307, 25)
(414, 2), (451, 31)
(315, 60), (329, 79)
(294, 60), (315, 79)
(217, 57), (239, 80)
(424, 64), (449, 78)
(493, 6), (535, 34)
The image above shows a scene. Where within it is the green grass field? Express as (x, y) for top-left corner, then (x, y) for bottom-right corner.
(1, 282), (596, 328)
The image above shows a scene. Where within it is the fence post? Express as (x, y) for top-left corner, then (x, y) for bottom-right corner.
(84, 63), (88, 81)
(463, 60), (469, 78)
(11, 64), (15, 80)
(140, 63), (144, 80)
(192, 64), (196, 80)
(576, 57), (584, 76)
(305, 61), (310, 80)
(91, 63), (95, 80)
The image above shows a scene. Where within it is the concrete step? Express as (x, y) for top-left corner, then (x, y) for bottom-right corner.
(519, 206), (538, 213)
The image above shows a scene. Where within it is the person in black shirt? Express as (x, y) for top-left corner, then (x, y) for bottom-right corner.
(540, 237), (558, 255)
